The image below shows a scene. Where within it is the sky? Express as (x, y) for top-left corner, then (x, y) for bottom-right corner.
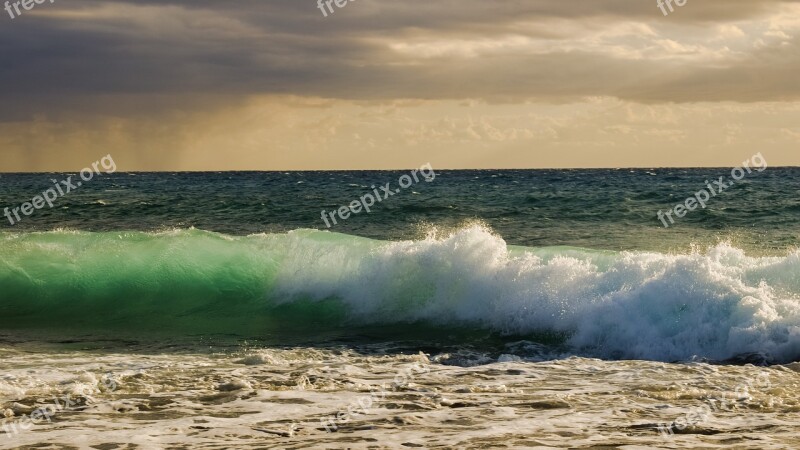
(1, 0), (800, 171)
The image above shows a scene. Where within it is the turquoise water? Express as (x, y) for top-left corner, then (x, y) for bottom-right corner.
(1, 169), (799, 363)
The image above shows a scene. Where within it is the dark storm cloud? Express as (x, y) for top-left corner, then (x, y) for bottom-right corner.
(0, 0), (799, 119)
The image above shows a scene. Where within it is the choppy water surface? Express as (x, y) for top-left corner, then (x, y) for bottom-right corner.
(1, 168), (799, 252)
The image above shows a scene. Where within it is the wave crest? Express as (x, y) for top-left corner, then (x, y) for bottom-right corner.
(1, 226), (799, 362)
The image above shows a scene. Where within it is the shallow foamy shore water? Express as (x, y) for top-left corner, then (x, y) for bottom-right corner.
(2, 342), (799, 450)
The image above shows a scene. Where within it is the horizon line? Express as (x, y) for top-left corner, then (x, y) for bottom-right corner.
(1, 165), (798, 174)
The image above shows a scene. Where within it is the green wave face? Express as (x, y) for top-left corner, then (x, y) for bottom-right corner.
(0, 229), (356, 335)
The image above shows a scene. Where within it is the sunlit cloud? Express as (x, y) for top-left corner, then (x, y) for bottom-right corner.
(1, 0), (799, 170)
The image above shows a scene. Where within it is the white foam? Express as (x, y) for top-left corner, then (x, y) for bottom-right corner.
(271, 226), (800, 362)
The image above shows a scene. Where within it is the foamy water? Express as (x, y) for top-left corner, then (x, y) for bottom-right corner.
(1, 343), (798, 449)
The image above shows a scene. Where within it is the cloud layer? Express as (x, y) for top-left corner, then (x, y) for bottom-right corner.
(1, 0), (799, 170)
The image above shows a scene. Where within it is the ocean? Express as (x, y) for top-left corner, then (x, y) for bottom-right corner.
(1, 169), (799, 448)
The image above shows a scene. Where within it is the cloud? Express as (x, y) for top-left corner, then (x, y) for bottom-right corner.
(2, 0), (800, 169)
(2, 0), (800, 114)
